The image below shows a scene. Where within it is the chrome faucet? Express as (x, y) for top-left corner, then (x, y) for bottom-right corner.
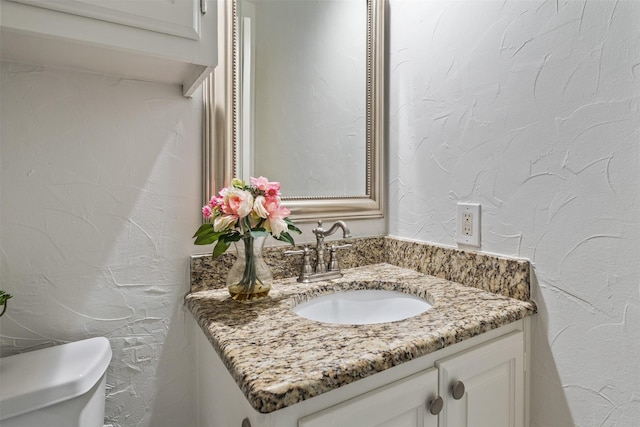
(285, 220), (352, 283)
(312, 220), (351, 273)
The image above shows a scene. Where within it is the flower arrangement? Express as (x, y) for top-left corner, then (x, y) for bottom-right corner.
(193, 176), (301, 257)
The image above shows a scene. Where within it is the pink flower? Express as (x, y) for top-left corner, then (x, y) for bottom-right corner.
(209, 195), (223, 208)
(263, 198), (289, 218)
(202, 205), (213, 219)
(220, 188), (253, 218)
(263, 198), (291, 238)
(250, 176), (270, 191)
(265, 182), (281, 199)
(251, 176), (281, 197)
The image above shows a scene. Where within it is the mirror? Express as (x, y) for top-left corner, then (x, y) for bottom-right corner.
(203, 0), (384, 221)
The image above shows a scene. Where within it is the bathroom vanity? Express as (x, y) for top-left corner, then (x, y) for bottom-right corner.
(188, 242), (536, 427)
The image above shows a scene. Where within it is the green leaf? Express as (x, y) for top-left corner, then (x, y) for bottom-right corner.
(212, 239), (231, 258)
(193, 227), (224, 245)
(194, 232), (222, 245)
(275, 231), (295, 245)
(192, 223), (214, 238)
(285, 218), (302, 234)
(287, 224), (302, 234)
(223, 232), (243, 243)
(0, 290), (12, 305)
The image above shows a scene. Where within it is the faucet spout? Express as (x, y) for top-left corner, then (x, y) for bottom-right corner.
(311, 220), (352, 274)
(326, 220), (351, 238)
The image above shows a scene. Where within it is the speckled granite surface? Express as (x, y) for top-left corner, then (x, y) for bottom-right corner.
(385, 238), (531, 300)
(186, 263), (536, 414)
(190, 237), (385, 292)
(191, 236), (530, 300)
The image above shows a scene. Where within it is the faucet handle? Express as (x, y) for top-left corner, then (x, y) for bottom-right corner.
(330, 243), (352, 251)
(312, 220), (324, 236)
(284, 246), (308, 256)
(285, 246), (314, 281)
(328, 244), (352, 272)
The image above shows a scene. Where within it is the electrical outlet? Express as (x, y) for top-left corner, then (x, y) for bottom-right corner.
(462, 212), (473, 236)
(457, 203), (480, 247)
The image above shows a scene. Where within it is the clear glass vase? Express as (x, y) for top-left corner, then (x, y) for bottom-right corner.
(226, 235), (273, 302)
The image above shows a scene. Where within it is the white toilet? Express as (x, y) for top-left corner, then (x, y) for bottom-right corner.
(0, 337), (112, 427)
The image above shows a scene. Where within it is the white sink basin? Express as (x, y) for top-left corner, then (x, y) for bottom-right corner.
(292, 289), (432, 325)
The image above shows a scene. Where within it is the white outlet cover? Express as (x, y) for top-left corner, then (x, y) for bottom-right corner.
(456, 203), (481, 247)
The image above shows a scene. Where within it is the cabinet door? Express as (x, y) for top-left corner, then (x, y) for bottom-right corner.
(436, 332), (524, 427)
(299, 368), (440, 427)
(7, 0), (202, 40)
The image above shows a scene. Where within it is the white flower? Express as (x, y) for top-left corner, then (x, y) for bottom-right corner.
(253, 196), (270, 219)
(268, 217), (288, 238)
(213, 215), (238, 232)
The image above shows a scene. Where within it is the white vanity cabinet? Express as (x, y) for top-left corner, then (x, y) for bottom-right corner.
(0, 0), (217, 96)
(437, 331), (524, 427)
(298, 331), (524, 427)
(193, 319), (530, 427)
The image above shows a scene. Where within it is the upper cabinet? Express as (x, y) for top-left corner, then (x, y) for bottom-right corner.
(0, 0), (217, 96)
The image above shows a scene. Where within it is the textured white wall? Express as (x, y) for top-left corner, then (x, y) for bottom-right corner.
(0, 62), (202, 427)
(388, 0), (640, 425)
(3, 1), (639, 426)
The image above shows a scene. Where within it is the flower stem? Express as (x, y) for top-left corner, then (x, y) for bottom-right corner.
(239, 236), (263, 292)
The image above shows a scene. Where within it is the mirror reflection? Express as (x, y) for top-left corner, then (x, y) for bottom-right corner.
(204, 0), (384, 220)
(236, 0), (367, 198)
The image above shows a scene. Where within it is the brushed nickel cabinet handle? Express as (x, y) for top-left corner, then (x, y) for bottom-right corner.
(451, 381), (465, 400)
(428, 396), (444, 415)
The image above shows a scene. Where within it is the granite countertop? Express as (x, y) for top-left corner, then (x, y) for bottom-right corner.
(186, 262), (536, 414)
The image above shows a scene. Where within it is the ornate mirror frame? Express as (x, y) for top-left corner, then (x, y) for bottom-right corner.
(203, 0), (385, 222)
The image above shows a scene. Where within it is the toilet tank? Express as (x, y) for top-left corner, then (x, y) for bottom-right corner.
(0, 337), (112, 427)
